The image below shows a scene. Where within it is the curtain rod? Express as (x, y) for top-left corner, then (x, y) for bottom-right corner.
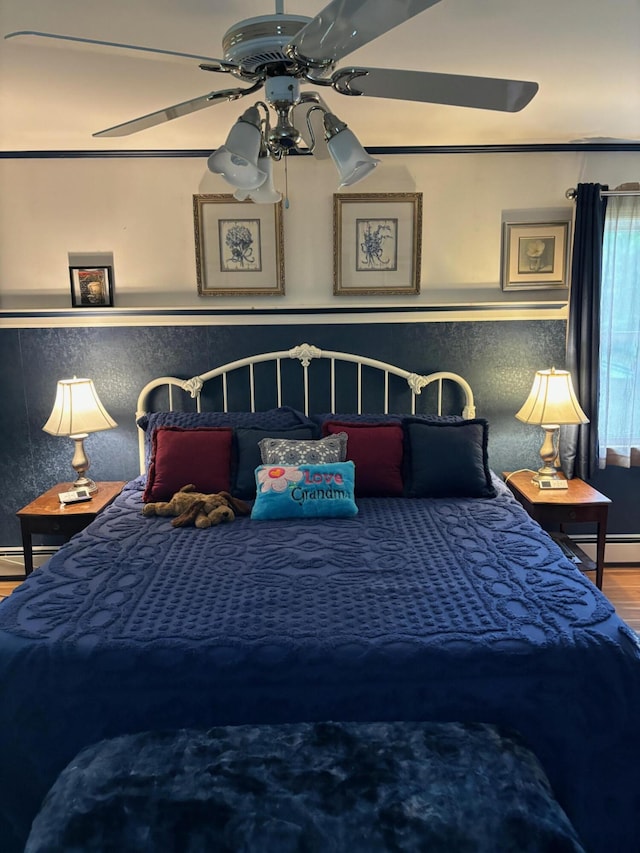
(565, 187), (640, 199)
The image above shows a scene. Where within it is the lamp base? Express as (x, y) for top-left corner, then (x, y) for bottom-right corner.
(532, 469), (568, 489)
(532, 426), (568, 488)
(69, 434), (98, 494)
(72, 475), (98, 494)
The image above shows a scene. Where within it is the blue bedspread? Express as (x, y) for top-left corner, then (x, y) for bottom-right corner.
(0, 477), (639, 852)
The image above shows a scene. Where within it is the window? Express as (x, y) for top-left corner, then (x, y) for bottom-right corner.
(598, 194), (640, 467)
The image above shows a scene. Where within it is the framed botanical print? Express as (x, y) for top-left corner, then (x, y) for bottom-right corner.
(333, 193), (422, 295)
(193, 194), (285, 296)
(501, 219), (571, 290)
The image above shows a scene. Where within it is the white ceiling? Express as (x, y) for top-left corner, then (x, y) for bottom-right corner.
(1, 0), (639, 151)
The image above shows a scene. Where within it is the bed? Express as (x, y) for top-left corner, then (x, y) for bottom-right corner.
(1, 343), (639, 852)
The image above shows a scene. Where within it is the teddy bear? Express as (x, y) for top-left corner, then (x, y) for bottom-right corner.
(142, 484), (250, 529)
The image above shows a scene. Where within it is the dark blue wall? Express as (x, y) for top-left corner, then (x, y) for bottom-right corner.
(1, 319), (635, 548)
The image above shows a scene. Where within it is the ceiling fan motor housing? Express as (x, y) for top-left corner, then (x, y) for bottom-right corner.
(222, 14), (311, 74)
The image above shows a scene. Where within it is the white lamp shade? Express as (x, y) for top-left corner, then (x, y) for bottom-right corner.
(43, 378), (117, 437)
(515, 368), (589, 426)
(207, 108), (267, 190)
(326, 127), (380, 187)
(234, 153), (282, 204)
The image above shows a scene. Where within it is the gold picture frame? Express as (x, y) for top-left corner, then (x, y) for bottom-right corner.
(193, 194), (285, 296)
(333, 192), (422, 295)
(501, 219), (571, 290)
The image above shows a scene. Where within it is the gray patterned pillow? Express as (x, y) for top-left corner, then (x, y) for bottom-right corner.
(259, 432), (348, 465)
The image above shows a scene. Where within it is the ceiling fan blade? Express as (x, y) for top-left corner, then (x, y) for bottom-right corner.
(334, 67), (538, 112)
(289, 0), (443, 65)
(93, 85), (261, 138)
(4, 30), (222, 65)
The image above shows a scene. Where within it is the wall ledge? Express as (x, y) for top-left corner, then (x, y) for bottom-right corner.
(0, 304), (568, 327)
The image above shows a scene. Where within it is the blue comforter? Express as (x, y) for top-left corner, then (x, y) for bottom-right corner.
(0, 477), (638, 852)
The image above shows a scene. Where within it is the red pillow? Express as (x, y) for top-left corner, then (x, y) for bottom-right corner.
(322, 421), (404, 497)
(143, 426), (233, 502)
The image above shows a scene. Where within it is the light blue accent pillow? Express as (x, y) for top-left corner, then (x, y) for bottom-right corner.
(251, 462), (358, 520)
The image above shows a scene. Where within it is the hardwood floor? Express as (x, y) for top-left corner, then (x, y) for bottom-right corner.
(1, 557), (639, 631)
(0, 582), (18, 599)
(601, 568), (640, 632)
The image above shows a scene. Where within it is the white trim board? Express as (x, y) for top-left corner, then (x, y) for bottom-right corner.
(574, 536), (640, 566)
(0, 305), (568, 329)
(0, 547), (55, 578)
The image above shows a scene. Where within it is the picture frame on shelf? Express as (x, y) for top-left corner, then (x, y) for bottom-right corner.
(333, 192), (422, 295)
(501, 219), (571, 291)
(193, 194), (285, 296)
(69, 266), (114, 308)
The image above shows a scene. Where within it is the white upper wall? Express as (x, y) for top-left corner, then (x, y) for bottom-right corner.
(0, 149), (638, 312)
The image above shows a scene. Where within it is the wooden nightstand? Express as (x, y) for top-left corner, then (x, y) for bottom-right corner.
(503, 471), (611, 590)
(15, 482), (127, 578)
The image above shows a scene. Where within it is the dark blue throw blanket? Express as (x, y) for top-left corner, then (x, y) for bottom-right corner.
(0, 478), (639, 852)
(26, 722), (585, 852)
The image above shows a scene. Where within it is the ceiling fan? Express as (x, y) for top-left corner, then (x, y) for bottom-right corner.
(5, 0), (539, 197)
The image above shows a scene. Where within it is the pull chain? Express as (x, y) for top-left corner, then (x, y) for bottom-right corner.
(284, 156), (290, 209)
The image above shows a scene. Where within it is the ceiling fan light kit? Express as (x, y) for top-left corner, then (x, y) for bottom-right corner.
(208, 89), (380, 198)
(5, 0), (539, 202)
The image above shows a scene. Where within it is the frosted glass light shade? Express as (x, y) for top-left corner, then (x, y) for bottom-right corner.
(233, 153), (281, 203)
(43, 378), (117, 437)
(207, 107), (266, 190)
(515, 368), (589, 426)
(326, 127), (380, 187)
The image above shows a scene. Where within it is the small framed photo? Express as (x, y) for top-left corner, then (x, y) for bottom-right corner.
(501, 219), (571, 290)
(333, 192), (422, 295)
(193, 194), (285, 296)
(69, 266), (114, 307)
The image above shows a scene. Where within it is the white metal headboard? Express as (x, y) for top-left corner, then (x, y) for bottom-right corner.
(136, 343), (476, 474)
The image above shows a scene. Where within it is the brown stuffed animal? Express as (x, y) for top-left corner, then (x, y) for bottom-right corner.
(142, 484), (250, 529)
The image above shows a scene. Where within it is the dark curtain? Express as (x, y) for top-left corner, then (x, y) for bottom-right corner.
(560, 183), (608, 480)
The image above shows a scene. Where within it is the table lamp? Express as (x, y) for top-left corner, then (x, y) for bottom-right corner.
(43, 378), (117, 494)
(515, 368), (589, 487)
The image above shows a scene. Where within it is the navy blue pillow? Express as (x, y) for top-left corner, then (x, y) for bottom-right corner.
(403, 418), (496, 499)
(312, 413), (463, 428)
(233, 425), (316, 499)
(312, 413), (402, 427)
